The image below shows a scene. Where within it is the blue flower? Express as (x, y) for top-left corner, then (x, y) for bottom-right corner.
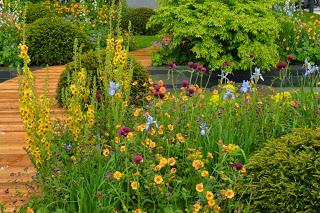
(274, 4), (282, 12)
(200, 123), (207, 136)
(239, 80), (251, 94)
(63, 144), (72, 150)
(108, 81), (120, 96)
(218, 71), (230, 82)
(223, 89), (236, 100)
(145, 115), (158, 131)
(251, 67), (264, 82)
(303, 60), (319, 76)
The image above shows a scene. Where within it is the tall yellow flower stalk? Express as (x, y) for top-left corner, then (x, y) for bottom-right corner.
(18, 44), (52, 166)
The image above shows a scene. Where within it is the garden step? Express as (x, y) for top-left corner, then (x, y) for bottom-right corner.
(0, 124), (25, 132)
(0, 154), (33, 168)
(0, 146), (29, 155)
(0, 132), (25, 143)
(0, 167), (36, 184)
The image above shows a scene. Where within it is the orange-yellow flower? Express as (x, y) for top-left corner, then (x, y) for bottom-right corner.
(214, 205), (220, 213)
(131, 181), (138, 190)
(120, 145), (126, 152)
(196, 183), (204, 192)
(27, 207), (34, 213)
(115, 137), (120, 144)
(208, 199), (216, 207)
(113, 171), (122, 181)
(159, 157), (168, 167)
(225, 189), (235, 199)
(201, 170), (209, 177)
(193, 202), (201, 212)
(206, 191), (214, 200)
(168, 124), (174, 131)
(103, 148), (110, 157)
(168, 157), (176, 166)
(170, 168), (176, 174)
(176, 133), (185, 143)
(154, 175), (163, 184)
(154, 165), (162, 171)
(192, 160), (204, 170)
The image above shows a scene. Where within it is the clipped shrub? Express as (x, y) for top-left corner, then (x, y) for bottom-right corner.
(121, 7), (159, 35)
(148, 0), (285, 71)
(25, 17), (90, 65)
(240, 128), (320, 212)
(56, 49), (150, 106)
(25, 2), (55, 24)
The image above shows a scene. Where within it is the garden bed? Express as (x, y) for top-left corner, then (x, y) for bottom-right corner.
(148, 64), (307, 88)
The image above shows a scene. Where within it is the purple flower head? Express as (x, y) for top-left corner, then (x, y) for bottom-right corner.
(181, 80), (189, 87)
(200, 67), (207, 73)
(188, 62), (194, 68)
(287, 54), (294, 61)
(133, 155), (144, 164)
(222, 61), (231, 67)
(233, 162), (243, 170)
(168, 61), (177, 68)
(193, 63), (200, 69)
(188, 87), (195, 95)
(196, 65), (203, 71)
(96, 92), (102, 101)
(277, 61), (288, 70)
(64, 144), (72, 150)
(117, 127), (131, 137)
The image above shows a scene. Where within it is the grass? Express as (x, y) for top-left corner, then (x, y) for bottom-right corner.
(130, 35), (158, 51)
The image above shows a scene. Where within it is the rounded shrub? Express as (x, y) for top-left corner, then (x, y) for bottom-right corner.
(26, 17), (90, 65)
(240, 128), (320, 212)
(56, 49), (150, 106)
(121, 8), (159, 35)
(25, 2), (55, 24)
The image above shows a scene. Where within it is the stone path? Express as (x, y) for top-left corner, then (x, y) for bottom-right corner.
(0, 48), (152, 212)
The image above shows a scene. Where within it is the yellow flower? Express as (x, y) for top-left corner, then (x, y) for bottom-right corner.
(131, 181), (138, 190)
(120, 145), (126, 152)
(193, 202), (201, 212)
(170, 168), (177, 174)
(133, 108), (141, 117)
(192, 160), (204, 170)
(70, 156), (76, 162)
(168, 124), (174, 131)
(27, 207), (34, 213)
(69, 84), (77, 95)
(208, 199), (216, 207)
(176, 133), (185, 143)
(103, 148), (110, 157)
(271, 91), (291, 103)
(159, 158), (168, 167)
(207, 152), (213, 159)
(113, 171), (122, 181)
(146, 95), (153, 101)
(168, 157), (176, 166)
(225, 189), (235, 199)
(214, 205), (220, 213)
(149, 140), (156, 149)
(115, 137), (120, 144)
(134, 209), (142, 213)
(165, 112), (170, 118)
(132, 81), (138, 86)
(206, 191), (214, 200)
(158, 125), (164, 135)
(127, 132), (134, 139)
(154, 175), (163, 184)
(201, 170), (209, 177)
(182, 95), (189, 101)
(196, 183), (204, 192)
(154, 165), (162, 172)
(223, 83), (236, 92)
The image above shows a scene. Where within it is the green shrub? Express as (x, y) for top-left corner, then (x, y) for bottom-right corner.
(240, 128), (320, 212)
(122, 7), (159, 35)
(25, 2), (55, 24)
(56, 49), (150, 106)
(25, 17), (90, 65)
(148, 0), (285, 71)
(0, 23), (22, 67)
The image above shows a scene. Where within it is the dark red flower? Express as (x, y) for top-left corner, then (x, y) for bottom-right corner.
(222, 61), (231, 67)
(277, 61), (288, 69)
(133, 155), (143, 164)
(181, 80), (189, 87)
(188, 87), (195, 95)
(287, 54), (294, 61)
(187, 62), (194, 68)
(233, 163), (243, 170)
(117, 127), (131, 136)
(193, 63), (200, 69)
(200, 67), (207, 73)
(154, 85), (161, 91)
(96, 92), (102, 101)
(168, 61), (176, 68)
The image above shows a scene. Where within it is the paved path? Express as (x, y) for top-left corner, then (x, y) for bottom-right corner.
(0, 48), (152, 212)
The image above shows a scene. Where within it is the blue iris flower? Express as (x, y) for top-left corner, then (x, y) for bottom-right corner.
(239, 80), (251, 94)
(63, 144), (72, 150)
(223, 89), (236, 100)
(145, 115), (158, 132)
(200, 123), (207, 136)
(218, 71), (230, 82)
(304, 60), (319, 76)
(251, 67), (264, 82)
(108, 81), (120, 96)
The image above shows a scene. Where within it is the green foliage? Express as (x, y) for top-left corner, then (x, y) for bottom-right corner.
(148, 0), (285, 71)
(56, 49), (150, 106)
(240, 128), (320, 212)
(25, 17), (90, 65)
(25, 2), (56, 24)
(122, 8), (160, 35)
(130, 35), (157, 51)
(0, 23), (22, 67)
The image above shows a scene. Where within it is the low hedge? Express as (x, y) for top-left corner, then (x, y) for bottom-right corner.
(240, 128), (320, 212)
(26, 17), (90, 65)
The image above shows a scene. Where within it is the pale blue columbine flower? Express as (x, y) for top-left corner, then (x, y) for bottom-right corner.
(304, 60), (319, 76)
(200, 123), (207, 136)
(239, 80), (251, 93)
(108, 81), (120, 96)
(274, 4), (282, 12)
(218, 71), (230, 82)
(145, 115), (158, 132)
(223, 89), (236, 100)
(251, 67), (264, 82)
(284, 0), (295, 16)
